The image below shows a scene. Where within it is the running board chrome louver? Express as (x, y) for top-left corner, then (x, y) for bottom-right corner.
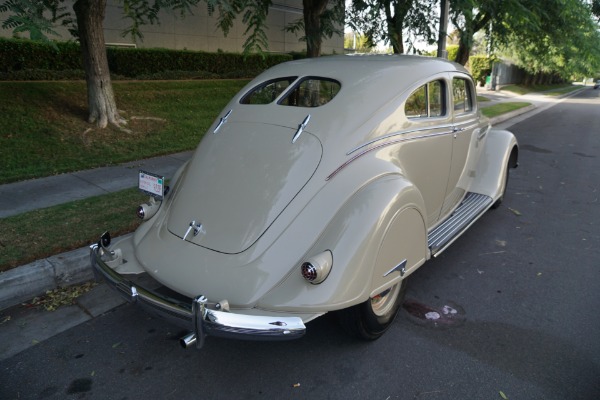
(428, 192), (493, 256)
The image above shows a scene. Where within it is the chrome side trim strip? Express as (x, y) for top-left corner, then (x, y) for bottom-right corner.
(346, 124), (455, 155)
(347, 119), (479, 156)
(326, 130), (453, 181)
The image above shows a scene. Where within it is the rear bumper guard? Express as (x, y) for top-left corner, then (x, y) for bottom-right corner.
(90, 244), (306, 349)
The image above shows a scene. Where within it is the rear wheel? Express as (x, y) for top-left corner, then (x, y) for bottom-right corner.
(337, 279), (407, 340)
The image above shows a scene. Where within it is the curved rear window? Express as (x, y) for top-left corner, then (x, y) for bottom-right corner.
(279, 78), (341, 107)
(240, 77), (341, 107)
(240, 77), (297, 104)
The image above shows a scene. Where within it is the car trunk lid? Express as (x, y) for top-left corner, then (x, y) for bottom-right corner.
(166, 121), (322, 254)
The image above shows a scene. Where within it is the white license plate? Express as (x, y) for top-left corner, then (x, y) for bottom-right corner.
(139, 170), (164, 199)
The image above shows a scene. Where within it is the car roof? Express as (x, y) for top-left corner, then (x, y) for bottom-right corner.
(259, 54), (470, 90)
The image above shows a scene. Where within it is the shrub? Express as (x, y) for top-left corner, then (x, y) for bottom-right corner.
(469, 56), (491, 86)
(0, 37), (292, 80)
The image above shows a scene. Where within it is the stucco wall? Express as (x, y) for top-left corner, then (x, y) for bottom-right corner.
(0, 1), (343, 54)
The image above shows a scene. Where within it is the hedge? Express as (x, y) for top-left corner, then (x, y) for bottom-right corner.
(469, 55), (492, 87)
(0, 37), (292, 80)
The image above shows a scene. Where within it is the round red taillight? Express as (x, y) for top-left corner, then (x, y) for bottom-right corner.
(299, 251), (333, 285)
(301, 262), (318, 282)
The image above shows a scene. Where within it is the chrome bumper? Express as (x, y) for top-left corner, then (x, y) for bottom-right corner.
(90, 244), (306, 349)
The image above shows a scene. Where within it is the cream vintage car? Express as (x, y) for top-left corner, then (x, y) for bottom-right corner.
(91, 55), (518, 349)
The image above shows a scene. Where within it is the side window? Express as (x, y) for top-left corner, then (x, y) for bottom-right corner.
(452, 78), (474, 114)
(405, 80), (445, 119)
(240, 77), (297, 104)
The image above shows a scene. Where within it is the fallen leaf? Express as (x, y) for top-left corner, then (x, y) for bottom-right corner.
(91, 371), (95, 377)
(32, 339), (39, 344)
(499, 390), (508, 399)
(28, 282), (97, 311)
(112, 342), (122, 349)
(293, 383), (301, 388)
(537, 272), (542, 277)
(0, 315), (11, 324)
(508, 208), (522, 216)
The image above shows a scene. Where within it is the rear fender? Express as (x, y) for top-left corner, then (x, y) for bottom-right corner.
(257, 174), (427, 312)
(369, 206), (427, 298)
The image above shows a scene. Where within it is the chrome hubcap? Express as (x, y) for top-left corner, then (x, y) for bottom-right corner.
(370, 283), (400, 317)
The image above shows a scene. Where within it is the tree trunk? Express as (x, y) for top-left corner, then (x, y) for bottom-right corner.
(303, 0), (329, 57)
(455, 12), (490, 66)
(385, 0), (413, 54)
(73, 0), (123, 128)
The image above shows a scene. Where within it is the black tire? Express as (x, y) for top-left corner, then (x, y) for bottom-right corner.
(337, 279), (407, 341)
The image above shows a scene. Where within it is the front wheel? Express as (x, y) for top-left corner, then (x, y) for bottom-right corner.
(337, 279), (407, 341)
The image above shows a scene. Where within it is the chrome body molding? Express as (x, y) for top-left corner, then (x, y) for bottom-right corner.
(90, 244), (306, 348)
(345, 120), (480, 156)
(327, 130), (453, 181)
(346, 124), (456, 156)
(383, 259), (407, 277)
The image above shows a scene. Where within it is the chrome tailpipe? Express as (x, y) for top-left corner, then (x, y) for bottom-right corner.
(180, 332), (197, 349)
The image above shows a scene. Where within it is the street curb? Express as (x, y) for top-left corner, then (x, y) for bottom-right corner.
(0, 245), (93, 310)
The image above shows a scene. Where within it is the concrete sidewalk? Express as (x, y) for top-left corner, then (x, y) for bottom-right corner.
(0, 86), (588, 361)
(0, 150), (193, 219)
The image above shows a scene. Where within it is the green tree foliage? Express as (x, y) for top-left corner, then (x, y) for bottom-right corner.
(449, 0), (545, 66)
(500, 0), (600, 82)
(347, 0), (437, 54)
(344, 31), (373, 52)
(0, 0), (71, 41)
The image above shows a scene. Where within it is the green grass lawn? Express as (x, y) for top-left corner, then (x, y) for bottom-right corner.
(0, 80), (248, 184)
(481, 102), (531, 118)
(0, 188), (146, 272)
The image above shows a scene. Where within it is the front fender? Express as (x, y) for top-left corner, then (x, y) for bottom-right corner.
(469, 129), (518, 201)
(257, 174), (427, 313)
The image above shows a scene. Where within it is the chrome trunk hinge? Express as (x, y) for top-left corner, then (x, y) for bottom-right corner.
(213, 109), (232, 134)
(292, 114), (311, 143)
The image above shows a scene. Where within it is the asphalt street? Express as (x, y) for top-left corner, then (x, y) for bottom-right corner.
(1, 87), (599, 399)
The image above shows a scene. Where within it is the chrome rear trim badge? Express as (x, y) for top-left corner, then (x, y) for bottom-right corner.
(383, 259), (407, 277)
